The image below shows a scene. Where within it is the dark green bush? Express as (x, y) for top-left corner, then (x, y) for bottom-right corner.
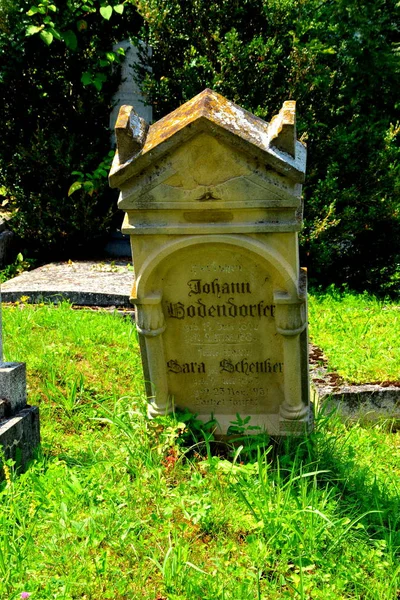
(0, 0), (140, 259)
(134, 0), (400, 296)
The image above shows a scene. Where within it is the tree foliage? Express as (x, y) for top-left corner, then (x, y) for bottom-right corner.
(0, 0), (399, 294)
(134, 0), (400, 295)
(0, 0), (140, 258)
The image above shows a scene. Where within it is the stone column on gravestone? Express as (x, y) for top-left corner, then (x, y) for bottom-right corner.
(275, 297), (309, 420)
(134, 296), (170, 417)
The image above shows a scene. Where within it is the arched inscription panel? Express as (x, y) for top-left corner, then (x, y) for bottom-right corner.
(159, 243), (284, 416)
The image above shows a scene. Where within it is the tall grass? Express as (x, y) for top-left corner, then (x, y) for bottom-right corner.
(0, 301), (399, 599)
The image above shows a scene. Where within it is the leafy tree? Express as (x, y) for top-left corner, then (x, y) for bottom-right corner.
(0, 0), (140, 258)
(133, 0), (400, 295)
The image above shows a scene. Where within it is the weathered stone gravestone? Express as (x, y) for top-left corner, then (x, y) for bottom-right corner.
(110, 40), (153, 134)
(109, 89), (311, 434)
(0, 288), (40, 468)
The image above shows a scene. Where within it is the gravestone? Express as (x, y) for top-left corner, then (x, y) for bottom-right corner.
(0, 287), (40, 468)
(107, 40), (153, 257)
(109, 89), (311, 434)
(110, 40), (153, 134)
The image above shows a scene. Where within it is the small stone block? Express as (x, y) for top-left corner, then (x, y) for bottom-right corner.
(0, 362), (27, 413)
(0, 405), (40, 471)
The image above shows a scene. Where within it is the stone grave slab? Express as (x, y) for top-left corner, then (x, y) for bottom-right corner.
(1, 260), (132, 307)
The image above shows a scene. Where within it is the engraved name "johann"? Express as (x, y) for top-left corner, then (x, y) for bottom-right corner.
(187, 278), (251, 298)
(166, 298), (275, 320)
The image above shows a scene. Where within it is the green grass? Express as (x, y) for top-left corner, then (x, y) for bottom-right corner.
(0, 301), (399, 599)
(309, 287), (400, 383)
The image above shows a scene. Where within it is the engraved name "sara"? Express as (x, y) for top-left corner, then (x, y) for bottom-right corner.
(167, 359), (206, 374)
(187, 278), (251, 298)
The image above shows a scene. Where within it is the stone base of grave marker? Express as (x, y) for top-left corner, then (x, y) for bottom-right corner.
(0, 362), (40, 470)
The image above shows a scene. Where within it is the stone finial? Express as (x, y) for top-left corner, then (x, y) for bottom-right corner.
(115, 105), (149, 165)
(268, 100), (297, 157)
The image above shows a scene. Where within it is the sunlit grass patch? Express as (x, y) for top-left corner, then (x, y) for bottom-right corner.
(309, 287), (400, 383)
(0, 302), (399, 599)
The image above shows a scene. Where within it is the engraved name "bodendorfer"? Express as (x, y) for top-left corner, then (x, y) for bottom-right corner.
(166, 298), (275, 320)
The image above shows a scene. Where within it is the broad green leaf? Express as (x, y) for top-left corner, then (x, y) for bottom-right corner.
(113, 4), (124, 14)
(82, 181), (95, 193)
(48, 4), (57, 11)
(63, 30), (78, 50)
(68, 181), (82, 196)
(105, 51), (116, 62)
(26, 6), (39, 15)
(26, 25), (43, 36)
(81, 72), (92, 86)
(93, 73), (107, 91)
(49, 27), (61, 41)
(99, 5), (112, 20)
(93, 80), (103, 91)
(40, 29), (53, 45)
(99, 59), (109, 67)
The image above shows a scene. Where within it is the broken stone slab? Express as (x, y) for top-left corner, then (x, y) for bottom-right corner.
(312, 380), (400, 423)
(310, 346), (400, 422)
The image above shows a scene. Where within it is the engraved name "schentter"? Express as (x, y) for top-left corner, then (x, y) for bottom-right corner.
(187, 278), (251, 297)
(220, 358), (283, 375)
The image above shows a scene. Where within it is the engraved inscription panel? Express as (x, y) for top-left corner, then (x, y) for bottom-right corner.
(161, 244), (284, 415)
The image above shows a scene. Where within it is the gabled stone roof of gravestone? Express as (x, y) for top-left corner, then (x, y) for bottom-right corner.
(109, 89), (306, 189)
